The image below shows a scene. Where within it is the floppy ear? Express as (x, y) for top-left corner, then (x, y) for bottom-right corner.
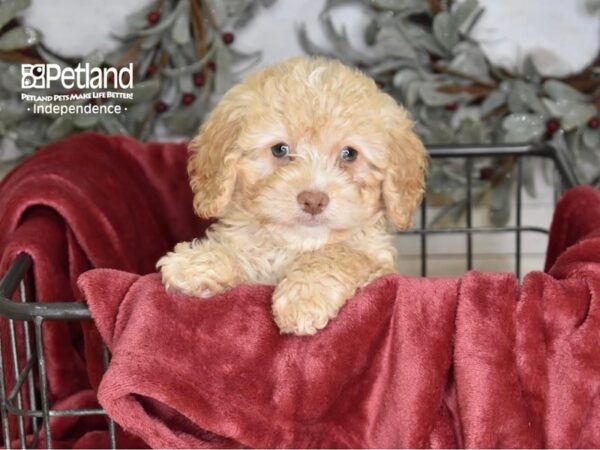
(383, 111), (429, 230)
(187, 90), (245, 219)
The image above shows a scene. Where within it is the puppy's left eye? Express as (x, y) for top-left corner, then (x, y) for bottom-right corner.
(271, 143), (290, 159)
(340, 146), (358, 162)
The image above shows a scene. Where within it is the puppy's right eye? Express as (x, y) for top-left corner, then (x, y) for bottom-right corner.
(271, 143), (290, 159)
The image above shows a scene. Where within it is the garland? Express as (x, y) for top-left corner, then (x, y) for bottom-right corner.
(0, 0), (273, 165)
(300, 0), (600, 225)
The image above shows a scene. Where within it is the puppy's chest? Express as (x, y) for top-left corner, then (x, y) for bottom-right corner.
(238, 245), (298, 284)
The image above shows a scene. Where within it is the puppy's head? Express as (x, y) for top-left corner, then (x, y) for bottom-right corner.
(188, 57), (427, 234)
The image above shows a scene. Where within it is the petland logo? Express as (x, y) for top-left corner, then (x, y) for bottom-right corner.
(20, 63), (134, 115)
(21, 63), (133, 90)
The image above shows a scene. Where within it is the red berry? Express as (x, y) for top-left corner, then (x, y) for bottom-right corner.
(182, 93), (196, 105)
(154, 101), (168, 113)
(588, 117), (600, 129)
(546, 118), (560, 133)
(222, 32), (235, 45)
(193, 72), (206, 87)
(147, 10), (160, 25)
(206, 61), (216, 72)
(375, 80), (385, 89)
(479, 167), (494, 181)
(445, 102), (458, 111)
(146, 64), (158, 77)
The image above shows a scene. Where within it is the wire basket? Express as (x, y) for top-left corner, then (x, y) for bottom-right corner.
(0, 143), (577, 449)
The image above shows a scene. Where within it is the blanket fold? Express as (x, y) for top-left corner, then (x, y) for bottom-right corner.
(77, 186), (600, 449)
(0, 133), (208, 448)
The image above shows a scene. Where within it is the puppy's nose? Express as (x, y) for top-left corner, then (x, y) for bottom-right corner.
(297, 190), (330, 215)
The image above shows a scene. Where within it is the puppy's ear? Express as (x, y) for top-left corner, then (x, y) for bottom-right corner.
(383, 108), (428, 230)
(188, 90), (245, 219)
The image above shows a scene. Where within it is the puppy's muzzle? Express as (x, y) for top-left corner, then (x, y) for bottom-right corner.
(297, 190), (329, 215)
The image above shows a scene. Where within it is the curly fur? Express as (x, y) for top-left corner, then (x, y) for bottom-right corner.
(157, 57), (428, 335)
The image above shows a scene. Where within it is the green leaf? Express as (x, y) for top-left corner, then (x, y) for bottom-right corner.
(521, 56), (541, 83)
(480, 88), (507, 116)
(214, 42), (234, 96)
(72, 114), (99, 128)
(0, 0), (30, 30)
(0, 26), (39, 51)
(46, 116), (74, 142)
(404, 23), (447, 57)
(452, 0), (479, 27)
(368, 59), (415, 76)
(171, 1), (191, 44)
(0, 99), (27, 126)
(370, 0), (429, 14)
(543, 79), (589, 103)
(432, 12), (459, 52)
(141, 31), (162, 50)
(392, 69), (420, 89)
(507, 80), (546, 115)
(135, 1), (184, 36)
(456, 117), (485, 144)
(583, 127), (600, 149)
(563, 104), (596, 131)
(125, 2), (158, 29)
(319, 11), (372, 63)
(542, 98), (596, 130)
(297, 24), (335, 58)
(502, 113), (545, 143)
(161, 46), (215, 77)
(375, 25), (417, 60)
(405, 80), (424, 107)
(364, 20), (378, 46)
(100, 116), (128, 135)
(419, 81), (463, 106)
(448, 42), (492, 84)
(126, 78), (161, 103)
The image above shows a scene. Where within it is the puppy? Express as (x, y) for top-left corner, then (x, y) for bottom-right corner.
(157, 57), (427, 335)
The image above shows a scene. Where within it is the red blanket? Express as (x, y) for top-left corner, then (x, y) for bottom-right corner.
(1, 132), (600, 448)
(0, 133), (208, 447)
(78, 187), (600, 448)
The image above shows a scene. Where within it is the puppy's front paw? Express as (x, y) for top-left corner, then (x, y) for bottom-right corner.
(157, 242), (240, 298)
(272, 278), (349, 336)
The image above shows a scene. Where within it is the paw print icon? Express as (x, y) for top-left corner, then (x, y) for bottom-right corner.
(21, 64), (46, 89)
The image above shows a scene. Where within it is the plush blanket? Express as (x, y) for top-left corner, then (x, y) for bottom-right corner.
(1, 132), (600, 448)
(78, 186), (600, 448)
(0, 133), (208, 447)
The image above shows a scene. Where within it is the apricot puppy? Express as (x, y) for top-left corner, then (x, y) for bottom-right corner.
(157, 57), (427, 335)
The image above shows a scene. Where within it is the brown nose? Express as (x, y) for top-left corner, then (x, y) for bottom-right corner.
(297, 190), (330, 215)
